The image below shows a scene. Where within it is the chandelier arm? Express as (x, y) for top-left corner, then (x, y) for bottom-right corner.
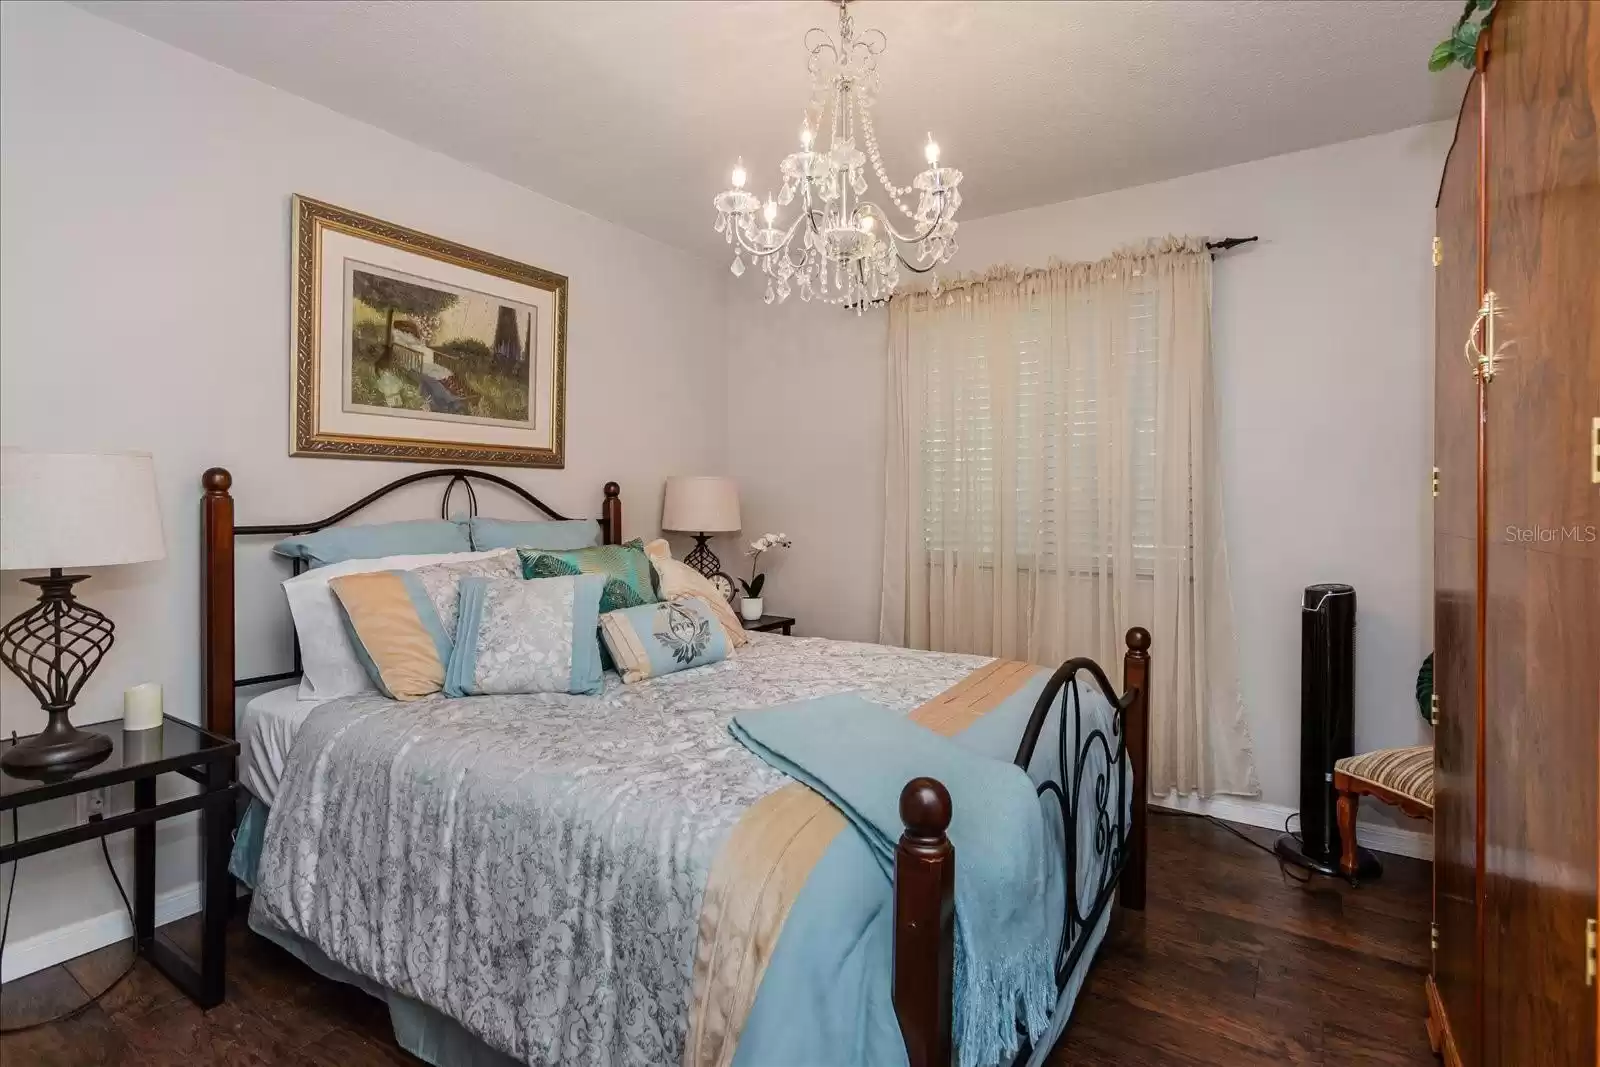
(892, 252), (941, 275)
(865, 188), (953, 247)
(875, 204), (947, 245)
(731, 218), (801, 258)
(729, 203), (821, 259)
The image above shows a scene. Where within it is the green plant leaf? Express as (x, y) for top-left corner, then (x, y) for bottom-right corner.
(1429, 40), (1456, 70)
(1475, 0), (1496, 12)
(747, 573), (765, 598)
(1456, 20), (1481, 47)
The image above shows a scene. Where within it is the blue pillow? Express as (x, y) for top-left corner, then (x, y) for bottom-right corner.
(445, 574), (605, 697)
(598, 598), (730, 684)
(468, 517), (602, 552)
(273, 520), (471, 567)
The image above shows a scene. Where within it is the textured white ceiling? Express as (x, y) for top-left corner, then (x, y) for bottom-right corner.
(76, 0), (1468, 257)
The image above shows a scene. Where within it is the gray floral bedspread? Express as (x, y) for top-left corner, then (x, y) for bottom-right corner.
(252, 634), (990, 1067)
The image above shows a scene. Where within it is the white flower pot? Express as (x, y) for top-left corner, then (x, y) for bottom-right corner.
(740, 597), (764, 622)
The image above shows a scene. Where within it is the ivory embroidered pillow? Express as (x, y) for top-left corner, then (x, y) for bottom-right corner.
(445, 574), (606, 697)
(599, 598), (731, 684)
(642, 539), (747, 649)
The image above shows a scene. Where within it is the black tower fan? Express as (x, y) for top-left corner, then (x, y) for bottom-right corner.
(1274, 584), (1380, 879)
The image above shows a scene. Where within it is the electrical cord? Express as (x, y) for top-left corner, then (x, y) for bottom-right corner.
(0, 803), (142, 1034)
(1151, 807), (1313, 885)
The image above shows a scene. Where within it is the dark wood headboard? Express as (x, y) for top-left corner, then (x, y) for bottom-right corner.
(199, 467), (622, 738)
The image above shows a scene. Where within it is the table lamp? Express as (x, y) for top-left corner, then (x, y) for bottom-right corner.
(661, 476), (741, 580)
(0, 449), (166, 777)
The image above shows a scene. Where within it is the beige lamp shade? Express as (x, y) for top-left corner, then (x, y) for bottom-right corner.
(1, 448), (167, 570)
(661, 476), (741, 533)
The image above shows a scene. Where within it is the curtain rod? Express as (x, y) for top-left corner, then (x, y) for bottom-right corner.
(877, 236), (1263, 307)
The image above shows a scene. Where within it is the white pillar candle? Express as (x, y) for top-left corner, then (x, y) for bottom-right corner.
(123, 682), (164, 731)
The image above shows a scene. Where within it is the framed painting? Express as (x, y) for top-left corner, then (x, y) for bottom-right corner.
(290, 195), (567, 467)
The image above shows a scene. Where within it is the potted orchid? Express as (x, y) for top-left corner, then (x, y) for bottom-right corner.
(739, 532), (792, 621)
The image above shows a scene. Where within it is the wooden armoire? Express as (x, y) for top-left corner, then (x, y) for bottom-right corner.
(1428, 2), (1599, 1064)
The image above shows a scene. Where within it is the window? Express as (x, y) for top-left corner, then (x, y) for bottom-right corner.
(919, 280), (1160, 574)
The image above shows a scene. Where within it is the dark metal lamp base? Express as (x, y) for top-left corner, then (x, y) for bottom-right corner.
(683, 532), (723, 579)
(1, 712), (114, 780)
(1273, 834), (1382, 882)
(1, 570), (118, 781)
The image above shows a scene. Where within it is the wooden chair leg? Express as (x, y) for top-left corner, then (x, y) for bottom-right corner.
(1336, 790), (1359, 881)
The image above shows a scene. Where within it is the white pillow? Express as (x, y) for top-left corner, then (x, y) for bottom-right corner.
(284, 549), (515, 699)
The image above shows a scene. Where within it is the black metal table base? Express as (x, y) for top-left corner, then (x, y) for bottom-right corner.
(132, 774), (237, 1008)
(2, 721), (239, 1011)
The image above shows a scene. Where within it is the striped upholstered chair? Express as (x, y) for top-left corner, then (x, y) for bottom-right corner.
(1333, 745), (1433, 882)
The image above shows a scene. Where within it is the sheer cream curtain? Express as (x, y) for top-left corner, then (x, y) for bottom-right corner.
(880, 237), (1258, 798)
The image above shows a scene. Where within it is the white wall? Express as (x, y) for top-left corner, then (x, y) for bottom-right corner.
(728, 123), (1451, 819)
(0, 2), (726, 977)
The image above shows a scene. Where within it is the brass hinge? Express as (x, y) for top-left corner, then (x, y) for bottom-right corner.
(1586, 918), (1596, 986)
(1590, 417), (1599, 484)
(1432, 236), (1442, 267)
(1431, 922), (1440, 953)
(1432, 466), (1440, 498)
(1430, 692), (1439, 725)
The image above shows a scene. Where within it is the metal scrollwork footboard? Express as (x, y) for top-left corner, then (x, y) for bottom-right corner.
(1012, 656), (1139, 991)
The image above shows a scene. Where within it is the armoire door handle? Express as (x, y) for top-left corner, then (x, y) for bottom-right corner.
(1463, 290), (1509, 382)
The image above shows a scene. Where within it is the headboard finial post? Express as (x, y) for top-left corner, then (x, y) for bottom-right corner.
(201, 468), (236, 737)
(602, 482), (622, 545)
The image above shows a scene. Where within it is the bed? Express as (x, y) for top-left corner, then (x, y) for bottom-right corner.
(200, 467), (1149, 1067)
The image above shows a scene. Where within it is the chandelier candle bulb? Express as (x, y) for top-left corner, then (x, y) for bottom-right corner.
(924, 133), (939, 165)
(123, 681), (163, 731)
(731, 158), (747, 189)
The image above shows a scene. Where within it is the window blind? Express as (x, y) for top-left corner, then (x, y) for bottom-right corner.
(919, 281), (1161, 575)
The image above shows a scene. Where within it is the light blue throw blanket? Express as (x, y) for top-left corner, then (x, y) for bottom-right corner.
(731, 694), (1057, 1067)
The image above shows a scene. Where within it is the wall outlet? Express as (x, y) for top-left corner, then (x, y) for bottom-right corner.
(77, 788), (108, 823)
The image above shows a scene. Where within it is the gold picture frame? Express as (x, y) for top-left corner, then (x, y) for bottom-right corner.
(290, 195), (568, 467)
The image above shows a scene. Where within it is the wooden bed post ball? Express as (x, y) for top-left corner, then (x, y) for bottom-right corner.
(900, 777), (952, 842)
(1125, 626), (1150, 655)
(202, 467), (232, 493)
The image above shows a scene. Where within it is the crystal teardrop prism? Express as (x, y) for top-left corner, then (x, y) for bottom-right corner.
(730, 254), (745, 277)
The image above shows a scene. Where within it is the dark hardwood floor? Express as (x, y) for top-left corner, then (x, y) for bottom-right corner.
(0, 813), (1434, 1066)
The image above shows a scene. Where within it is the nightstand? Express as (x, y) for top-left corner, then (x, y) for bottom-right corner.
(741, 614), (795, 635)
(0, 716), (239, 1008)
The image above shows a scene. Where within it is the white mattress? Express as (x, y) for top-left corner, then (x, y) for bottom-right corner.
(239, 684), (326, 807)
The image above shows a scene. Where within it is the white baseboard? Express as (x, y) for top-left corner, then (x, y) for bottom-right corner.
(1150, 792), (1433, 862)
(0, 881), (201, 984)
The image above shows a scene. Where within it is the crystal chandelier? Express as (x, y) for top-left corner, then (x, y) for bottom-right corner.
(713, 0), (962, 311)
